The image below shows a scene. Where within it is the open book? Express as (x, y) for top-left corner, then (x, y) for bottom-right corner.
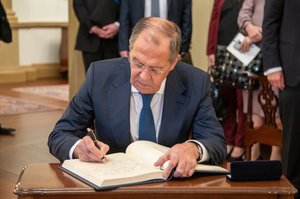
(226, 32), (261, 66)
(60, 141), (228, 190)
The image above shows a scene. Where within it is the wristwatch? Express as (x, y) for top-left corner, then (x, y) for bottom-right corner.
(189, 141), (203, 162)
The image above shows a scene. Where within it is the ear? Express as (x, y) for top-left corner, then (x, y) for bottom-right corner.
(169, 54), (180, 71)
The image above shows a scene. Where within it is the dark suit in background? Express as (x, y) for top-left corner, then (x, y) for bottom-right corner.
(73, 0), (120, 72)
(262, 0), (300, 197)
(118, 0), (192, 62)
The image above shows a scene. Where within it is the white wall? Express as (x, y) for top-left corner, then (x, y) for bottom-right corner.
(12, 0), (68, 66)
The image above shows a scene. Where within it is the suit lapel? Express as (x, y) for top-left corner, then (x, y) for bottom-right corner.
(158, 66), (187, 145)
(107, 70), (132, 150)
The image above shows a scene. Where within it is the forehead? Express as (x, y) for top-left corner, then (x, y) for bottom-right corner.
(134, 31), (170, 47)
(132, 32), (170, 59)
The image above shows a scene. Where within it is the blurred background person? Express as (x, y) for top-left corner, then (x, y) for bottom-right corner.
(118, 0), (193, 64)
(237, 0), (281, 161)
(73, 0), (120, 72)
(262, 0), (300, 198)
(207, 0), (246, 161)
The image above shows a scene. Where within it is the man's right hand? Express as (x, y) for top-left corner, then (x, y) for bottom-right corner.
(73, 136), (109, 162)
(267, 71), (285, 90)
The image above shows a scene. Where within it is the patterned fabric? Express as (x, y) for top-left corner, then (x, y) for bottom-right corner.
(211, 45), (262, 89)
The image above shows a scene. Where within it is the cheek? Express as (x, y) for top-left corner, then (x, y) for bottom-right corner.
(130, 70), (140, 86)
(151, 77), (165, 90)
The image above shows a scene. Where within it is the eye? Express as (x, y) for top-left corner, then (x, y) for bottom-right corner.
(149, 67), (160, 74)
(135, 62), (144, 69)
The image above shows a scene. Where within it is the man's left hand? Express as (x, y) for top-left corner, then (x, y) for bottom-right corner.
(100, 23), (119, 39)
(154, 142), (199, 178)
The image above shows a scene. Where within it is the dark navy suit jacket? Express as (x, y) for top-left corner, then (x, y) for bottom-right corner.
(48, 58), (226, 164)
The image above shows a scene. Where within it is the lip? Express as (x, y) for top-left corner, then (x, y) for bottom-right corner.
(136, 80), (153, 89)
(137, 81), (149, 88)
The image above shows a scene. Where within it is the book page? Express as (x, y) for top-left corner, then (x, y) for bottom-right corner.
(62, 153), (163, 187)
(226, 33), (260, 66)
(126, 141), (228, 174)
(125, 140), (169, 167)
(195, 164), (228, 173)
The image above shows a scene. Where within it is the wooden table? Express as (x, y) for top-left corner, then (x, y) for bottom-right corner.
(14, 163), (297, 199)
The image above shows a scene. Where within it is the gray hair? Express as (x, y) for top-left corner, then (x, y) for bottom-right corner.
(129, 17), (182, 64)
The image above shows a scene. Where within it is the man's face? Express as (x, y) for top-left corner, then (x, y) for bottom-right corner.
(129, 33), (178, 94)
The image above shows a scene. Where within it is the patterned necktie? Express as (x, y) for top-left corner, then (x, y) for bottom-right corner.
(151, 0), (160, 17)
(139, 94), (156, 142)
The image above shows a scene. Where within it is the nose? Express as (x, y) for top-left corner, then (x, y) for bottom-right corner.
(139, 67), (151, 80)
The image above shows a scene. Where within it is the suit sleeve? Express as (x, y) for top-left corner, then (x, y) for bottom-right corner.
(118, 0), (131, 52)
(262, 0), (284, 71)
(73, 0), (94, 30)
(180, 0), (192, 53)
(48, 65), (97, 162)
(192, 73), (227, 164)
(237, 0), (255, 34)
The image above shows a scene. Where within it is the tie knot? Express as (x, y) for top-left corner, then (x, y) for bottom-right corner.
(141, 94), (154, 107)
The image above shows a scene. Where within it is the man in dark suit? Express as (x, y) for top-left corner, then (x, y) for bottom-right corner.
(73, 0), (120, 72)
(48, 17), (226, 178)
(118, 0), (192, 64)
(262, 0), (300, 198)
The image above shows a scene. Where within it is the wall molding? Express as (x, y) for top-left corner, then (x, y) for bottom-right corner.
(11, 22), (68, 29)
(0, 64), (62, 83)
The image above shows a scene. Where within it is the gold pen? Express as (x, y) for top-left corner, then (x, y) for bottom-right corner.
(87, 128), (101, 150)
(87, 128), (105, 160)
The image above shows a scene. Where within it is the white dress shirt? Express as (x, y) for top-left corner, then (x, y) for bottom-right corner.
(144, 0), (168, 19)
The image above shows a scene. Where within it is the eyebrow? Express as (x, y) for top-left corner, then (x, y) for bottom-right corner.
(132, 56), (163, 69)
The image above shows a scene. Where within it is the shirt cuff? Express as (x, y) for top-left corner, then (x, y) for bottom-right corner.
(186, 140), (210, 163)
(264, 66), (282, 76)
(69, 139), (82, 159)
(114, 21), (120, 27)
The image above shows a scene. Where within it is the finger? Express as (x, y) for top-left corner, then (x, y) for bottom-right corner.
(269, 80), (277, 88)
(188, 168), (195, 177)
(173, 164), (185, 178)
(154, 153), (169, 167)
(278, 79), (285, 90)
(174, 159), (193, 178)
(81, 137), (104, 161)
(97, 141), (110, 158)
(240, 45), (246, 53)
(163, 159), (177, 178)
(258, 27), (262, 33)
(155, 152), (177, 178)
(84, 140), (104, 161)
